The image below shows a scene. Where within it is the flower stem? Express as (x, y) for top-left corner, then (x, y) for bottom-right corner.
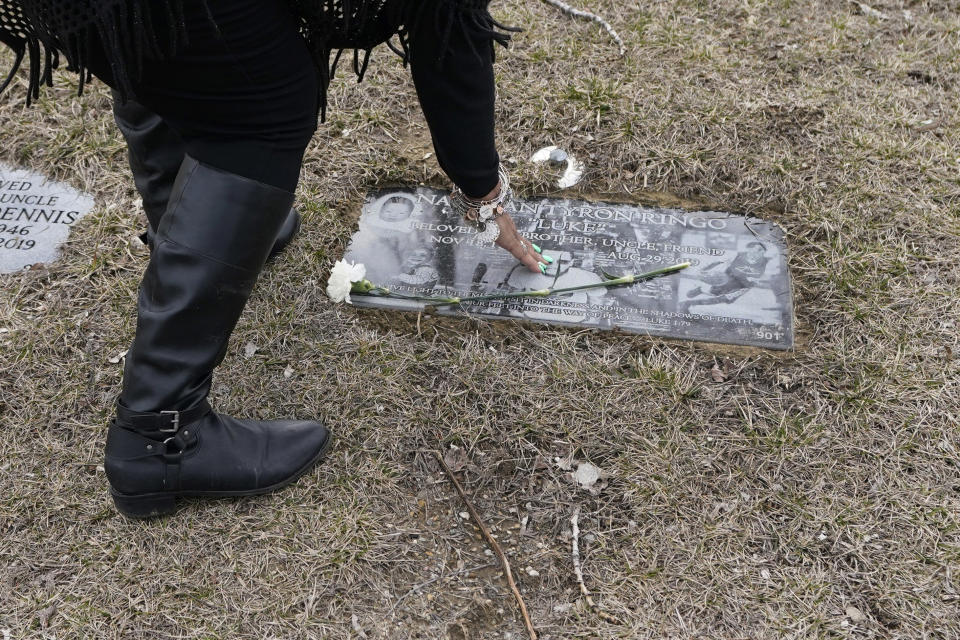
(457, 289), (552, 303)
(549, 262), (691, 296)
(351, 262), (690, 306)
(451, 262), (690, 304)
(360, 286), (461, 304)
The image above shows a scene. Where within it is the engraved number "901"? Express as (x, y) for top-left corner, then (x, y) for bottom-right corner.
(756, 330), (784, 341)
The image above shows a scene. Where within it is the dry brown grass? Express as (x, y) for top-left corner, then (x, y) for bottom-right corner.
(1, 0), (959, 638)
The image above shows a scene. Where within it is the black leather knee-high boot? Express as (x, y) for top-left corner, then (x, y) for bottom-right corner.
(104, 156), (330, 519)
(112, 93), (302, 259)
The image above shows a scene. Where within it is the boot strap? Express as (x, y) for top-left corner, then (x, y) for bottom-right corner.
(106, 418), (202, 463)
(115, 400), (212, 433)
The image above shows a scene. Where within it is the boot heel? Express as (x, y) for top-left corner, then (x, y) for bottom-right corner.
(112, 491), (177, 518)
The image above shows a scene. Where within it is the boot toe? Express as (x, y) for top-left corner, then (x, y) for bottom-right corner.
(168, 414), (330, 494)
(262, 420), (331, 487)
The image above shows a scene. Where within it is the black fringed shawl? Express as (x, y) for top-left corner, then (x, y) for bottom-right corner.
(0, 0), (516, 117)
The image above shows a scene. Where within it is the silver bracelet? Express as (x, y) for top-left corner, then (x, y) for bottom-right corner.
(450, 165), (512, 244)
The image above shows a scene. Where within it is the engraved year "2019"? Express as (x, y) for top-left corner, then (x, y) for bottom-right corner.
(0, 223), (36, 250)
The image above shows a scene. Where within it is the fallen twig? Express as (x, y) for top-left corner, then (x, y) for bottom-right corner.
(540, 0), (627, 56)
(571, 506), (621, 625)
(435, 451), (538, 640)
(849, 1), (889, 20)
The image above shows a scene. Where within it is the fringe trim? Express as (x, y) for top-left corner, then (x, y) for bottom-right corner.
(0, 0), (188, 105)
(294, 0), (519, 121)
(1, 0), (517, 118)
(399, 0), (520, 66)
(0, 30), (57, 103)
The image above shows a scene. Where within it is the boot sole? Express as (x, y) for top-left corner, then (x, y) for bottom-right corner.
(110, 429), (332, 519)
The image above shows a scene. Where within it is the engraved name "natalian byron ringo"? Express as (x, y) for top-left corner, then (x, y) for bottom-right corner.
(416, 192), (730, 230)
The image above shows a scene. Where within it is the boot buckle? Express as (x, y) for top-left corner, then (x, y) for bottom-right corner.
(162, 436), (184, 458)
(161, 427), (195, 460)
(159, 410), (180, 433)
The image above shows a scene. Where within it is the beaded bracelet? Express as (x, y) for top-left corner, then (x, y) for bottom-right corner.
(450, 164), (512, 244)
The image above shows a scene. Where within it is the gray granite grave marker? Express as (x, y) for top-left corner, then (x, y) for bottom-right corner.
(344, 187), (794, 349)
(0, 163), (95, 273)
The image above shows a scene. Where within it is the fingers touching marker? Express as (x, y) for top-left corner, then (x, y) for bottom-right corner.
(493, 213), (554, 274)
(456, 172), (554, 275)
(532, 244), (555, 264)
(525, 238), (553, 274)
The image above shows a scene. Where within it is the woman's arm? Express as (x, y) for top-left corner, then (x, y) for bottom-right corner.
(408, 4), (550, 273)
(408, 4), (499, 198)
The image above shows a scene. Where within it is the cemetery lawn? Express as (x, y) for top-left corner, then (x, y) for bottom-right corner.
(1, 1), (958, 638)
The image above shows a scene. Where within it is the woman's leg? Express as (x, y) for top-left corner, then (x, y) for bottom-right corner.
(86, 0), (330, 518)
(111, 94), (301, 256)
(109, 0), (319, 410)
(123, 0), (319, 190)
(110, 94), (186, 235)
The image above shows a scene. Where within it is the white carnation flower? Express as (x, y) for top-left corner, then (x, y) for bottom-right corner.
(326, 260), (367, 304)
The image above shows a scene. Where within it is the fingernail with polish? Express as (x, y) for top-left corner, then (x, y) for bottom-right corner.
(544, 255), (554, 264)
(532, 243), (542, 253)
(539, 263), (547, 273)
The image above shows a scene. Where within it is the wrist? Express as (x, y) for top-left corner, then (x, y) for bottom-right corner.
(451, 165), (511, 219)
(450, 164), (512, 244)
(479, 182), (501, 202)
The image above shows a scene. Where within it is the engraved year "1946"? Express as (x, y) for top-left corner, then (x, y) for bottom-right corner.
(0, 223), (32, 236)
(0, 223), (36, 250)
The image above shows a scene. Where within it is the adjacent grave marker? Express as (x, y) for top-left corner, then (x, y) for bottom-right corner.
(0, 163), (95, 273)
(345, 187), (794, 349)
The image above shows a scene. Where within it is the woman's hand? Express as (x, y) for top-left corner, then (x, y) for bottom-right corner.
(493, 213), (552, 274)
(471, 181), (551, 274)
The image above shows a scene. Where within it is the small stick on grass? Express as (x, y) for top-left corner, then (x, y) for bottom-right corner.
(540, 0), (626, 56)
(571, 506), (621, 625)
(435, 451), (538, 640)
